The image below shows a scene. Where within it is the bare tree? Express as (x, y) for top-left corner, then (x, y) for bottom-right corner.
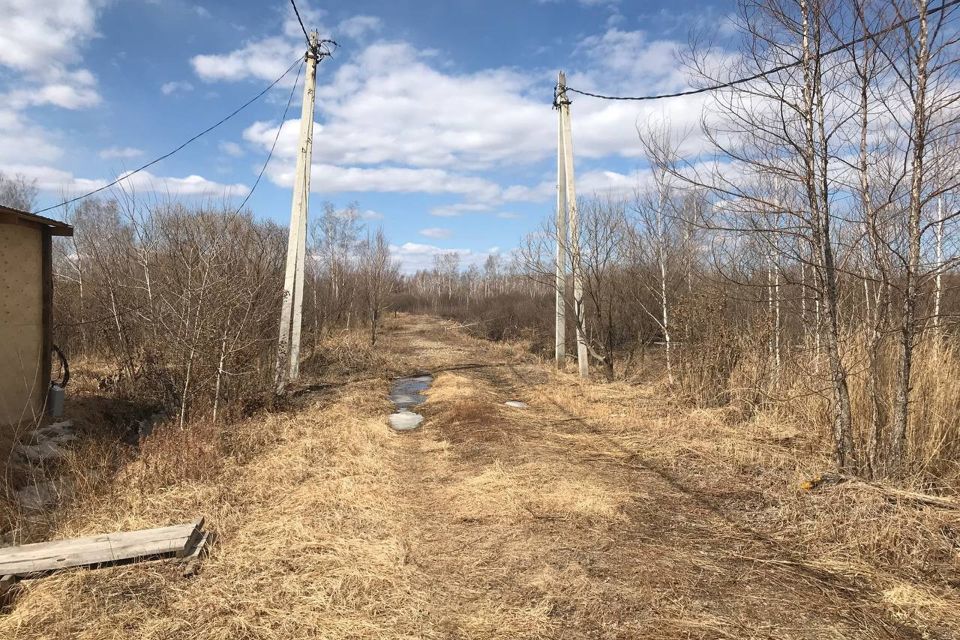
(0, 172), (38, 211)
(359, 228), (399, 346)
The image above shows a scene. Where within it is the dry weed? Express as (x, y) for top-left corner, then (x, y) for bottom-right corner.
(3, 316), (959, 638)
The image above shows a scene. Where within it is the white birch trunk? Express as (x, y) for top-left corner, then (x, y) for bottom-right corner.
(934, 195), (944, 331)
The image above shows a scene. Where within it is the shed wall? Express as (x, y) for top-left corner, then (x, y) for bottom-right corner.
(0, 224), (44, 425)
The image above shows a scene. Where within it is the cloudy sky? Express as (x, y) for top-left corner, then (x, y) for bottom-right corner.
(0, 0), (737, 271)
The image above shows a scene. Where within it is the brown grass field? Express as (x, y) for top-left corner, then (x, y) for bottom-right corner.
(1, 315), (958, 638)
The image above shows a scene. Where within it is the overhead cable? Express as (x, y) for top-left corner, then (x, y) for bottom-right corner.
(36, 58), (303, 215)
(231, 59), (305, 215)
(289, 0), (311, 47)
(564, 0), (960, 102)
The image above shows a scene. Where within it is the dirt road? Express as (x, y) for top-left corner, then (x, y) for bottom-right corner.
(378, 318), (933, 639)
(2, 316), (955, 639)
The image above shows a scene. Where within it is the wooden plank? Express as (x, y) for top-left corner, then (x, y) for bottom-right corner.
(0, 575), (15, 595)
(0, 520), (203, 562)
(180, 532), (210, 577)
(0, 527), (201, 576)
(0, 575), (18, 610)
(0, 519), (203, 577)
(0, 521), (199, 561)
(178, 519), (206, 559)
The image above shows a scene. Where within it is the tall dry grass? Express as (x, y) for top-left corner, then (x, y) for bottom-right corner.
(673, 316), (960, 492)
(0, 321), (394, 549)
(900, 338), (960, 486)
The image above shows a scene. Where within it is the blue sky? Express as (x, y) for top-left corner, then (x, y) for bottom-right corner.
(0, 0), (736, 271)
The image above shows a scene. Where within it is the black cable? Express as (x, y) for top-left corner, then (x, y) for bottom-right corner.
(35, 57), (303, 216)
(289, 0), (311, 46)
(232, 58), (305, 215)
(51, 345), (69, 387)
(565, 0), (960, 102)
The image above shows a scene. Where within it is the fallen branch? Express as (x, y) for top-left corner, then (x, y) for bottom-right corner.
(801, 474), (958, 509)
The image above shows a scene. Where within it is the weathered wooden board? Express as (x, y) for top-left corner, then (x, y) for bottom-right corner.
(0, 519), (204, 578)
(180, 531), (210, 577)
(0, 574), (16, 605)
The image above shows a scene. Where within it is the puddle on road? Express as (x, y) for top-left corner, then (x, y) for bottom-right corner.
(388, 374), (432, 431)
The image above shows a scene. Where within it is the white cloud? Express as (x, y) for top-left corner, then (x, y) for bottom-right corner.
(313, 41), (551, 170)
(118, 171), (250, 198)
(238, 28), (732, 205)
(429, 202), (492, 217)
(241, 41), (552, 170)
(191, 2), (329, 83)
(5, 67), (101, 110)
(0, 0), (102, 72)
(0, 110), (62, 165)
(0, 0), (253, 211)
(578, 168), (643, 196)
(261, 161), (503, 200)
(32, 83), (100, 109)
(0, 164), (249, 199)
(246, 114), (558, 203)
(419, 227), (452, 239)
(99, 146), (143, 160)
(221, 16), (739, 217)
(390, 241), (492, 274)
(0, 164), (106, 194)
(192, 36), (305, 83)
(219, 141), (244, 157)
(280, 2), (324, 39)
(161, 80), (194, 95)
(338, 15), (381, 39)
(0, 0), (105, 187)
(0, 1), (104, 108)
(501, 181), (555, 203)
(562, 28), (738, 160)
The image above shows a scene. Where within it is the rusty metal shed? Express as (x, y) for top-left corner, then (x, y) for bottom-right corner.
(0, 205), (73, 426)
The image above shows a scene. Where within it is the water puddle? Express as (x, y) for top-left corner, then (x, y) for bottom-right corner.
(388, 374), (432, 431)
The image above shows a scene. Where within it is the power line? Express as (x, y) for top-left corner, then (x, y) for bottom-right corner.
(289, 0), (311, 46)
(232, 59), (305, 216)
(564, 0), (960, 102)
(36, 58), (303, 216)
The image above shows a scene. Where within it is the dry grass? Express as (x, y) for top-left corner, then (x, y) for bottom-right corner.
(304, 330), (392, 380)
(425, 373), (631, 526)
(1, 380), (424, 639)
(528, 368), (960, 637)
(720, 330), (960, 491)
(2, 315), (959, 638)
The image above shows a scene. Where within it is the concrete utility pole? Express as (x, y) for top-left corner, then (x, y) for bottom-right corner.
(276, 31), (319, 393)
(555, 72), (567, 369)
(555, 72), (589, 378)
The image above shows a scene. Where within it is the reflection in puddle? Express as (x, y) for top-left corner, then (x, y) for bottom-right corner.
(388, 375), (432, 431)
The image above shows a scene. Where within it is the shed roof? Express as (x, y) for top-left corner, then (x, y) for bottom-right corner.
(0, 205), (73, 236)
